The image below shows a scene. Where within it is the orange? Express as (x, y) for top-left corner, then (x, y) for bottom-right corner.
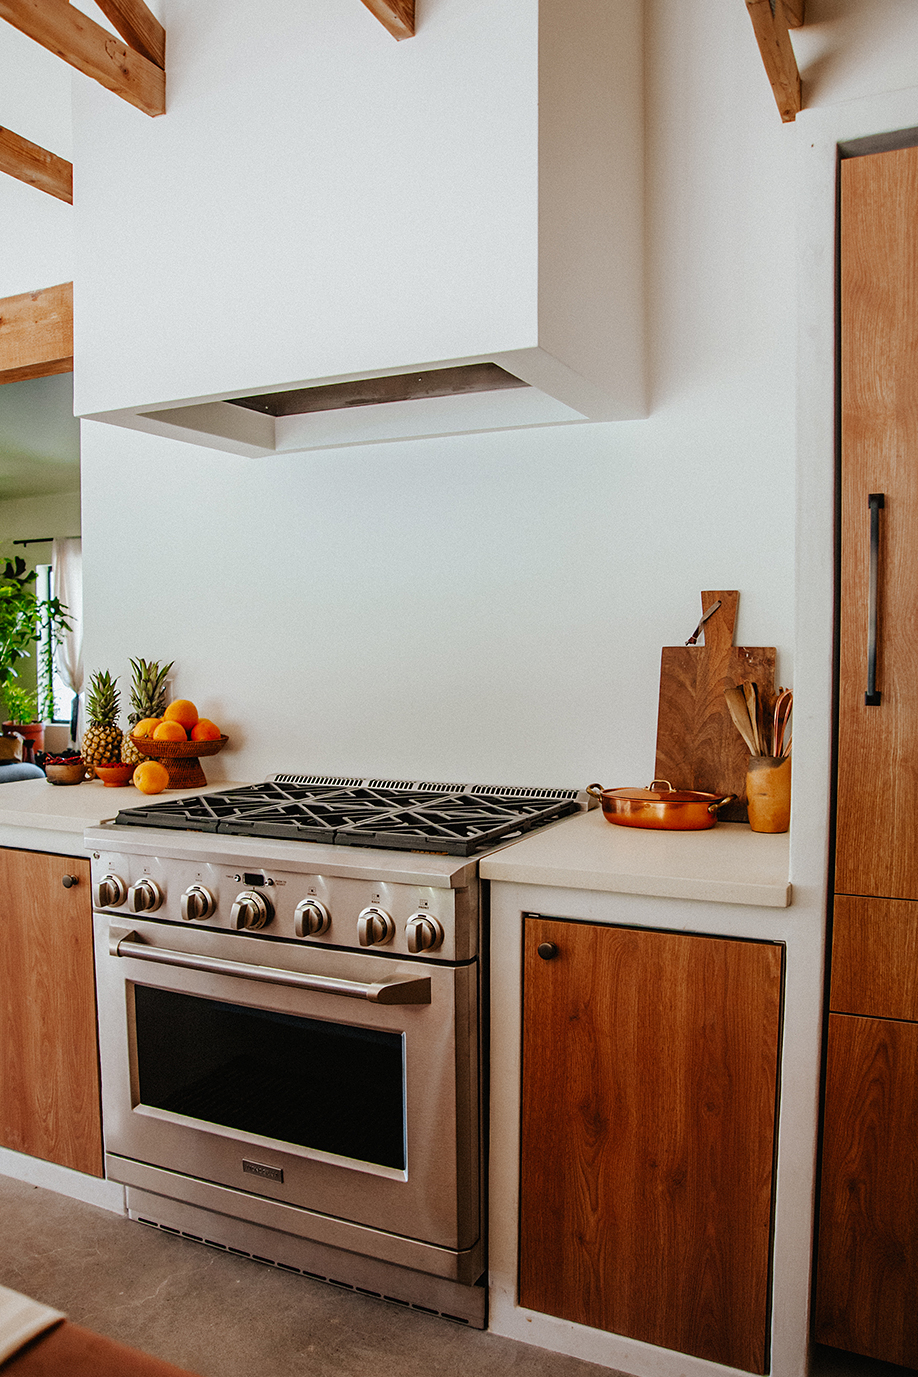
(133, 717), (161, 739)
(163, 699), (199, 730)
(133, 760), (170, 795)
(153, 719), (187, 741)
(190, 718), (221, 741)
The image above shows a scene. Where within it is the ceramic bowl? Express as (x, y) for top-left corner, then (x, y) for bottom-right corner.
(45, 760), (88, 785)
(95, 761), (137, 787)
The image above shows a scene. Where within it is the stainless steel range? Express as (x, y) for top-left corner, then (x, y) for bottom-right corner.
(85, 776), (590, 1328)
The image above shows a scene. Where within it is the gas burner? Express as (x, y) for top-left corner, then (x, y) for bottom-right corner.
(115, 775), (589, 856)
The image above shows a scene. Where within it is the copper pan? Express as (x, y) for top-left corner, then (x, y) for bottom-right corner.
(587, 780), (735, 831)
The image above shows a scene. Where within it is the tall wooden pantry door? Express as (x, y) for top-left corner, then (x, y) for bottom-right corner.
(815, 142), (918, 1367)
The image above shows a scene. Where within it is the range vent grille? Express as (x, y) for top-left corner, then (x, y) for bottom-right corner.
(135, 1216), (477, 1326)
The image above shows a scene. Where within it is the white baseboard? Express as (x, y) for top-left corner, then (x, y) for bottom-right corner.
(0, 1149), (125, 1214)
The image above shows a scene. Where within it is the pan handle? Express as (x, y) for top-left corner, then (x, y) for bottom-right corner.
(586, 783), (605, 798)
(866, 493), (884, 706)
(707, 794), (737, 815)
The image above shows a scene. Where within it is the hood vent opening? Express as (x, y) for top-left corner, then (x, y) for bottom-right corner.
(228, 362), (528, 418)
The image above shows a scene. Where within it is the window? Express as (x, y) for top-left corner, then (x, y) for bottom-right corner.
(36, 564), (72, 723)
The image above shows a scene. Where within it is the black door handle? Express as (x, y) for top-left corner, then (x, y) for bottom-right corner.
(866, 492), (885, 705)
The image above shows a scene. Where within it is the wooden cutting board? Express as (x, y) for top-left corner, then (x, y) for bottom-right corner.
(654, 591), (776, 823)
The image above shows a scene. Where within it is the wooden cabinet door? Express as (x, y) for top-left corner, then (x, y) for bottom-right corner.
(815, 1014), (918, 1367)
(0, 849), (103, 1177)
(830, 893), (918, 1021)
(519, 917), (783, 1375)
(835, 144), (918, 901)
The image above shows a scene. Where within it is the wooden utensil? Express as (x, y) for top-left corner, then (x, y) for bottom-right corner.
(654, 591), (777, 822)
(725, 686), (758, 755)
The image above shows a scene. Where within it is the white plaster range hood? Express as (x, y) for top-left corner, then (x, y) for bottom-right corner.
(74, 0), (645, 457)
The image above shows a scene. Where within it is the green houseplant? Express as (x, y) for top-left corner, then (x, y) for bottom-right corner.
(1, 557), (71, 755)
(2, 684), (39, 725)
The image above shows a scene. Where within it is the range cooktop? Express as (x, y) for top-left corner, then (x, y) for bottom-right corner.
(114, 775), (590, 857)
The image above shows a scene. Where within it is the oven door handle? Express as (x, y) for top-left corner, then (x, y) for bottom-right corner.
(108, 928), (432, 1004)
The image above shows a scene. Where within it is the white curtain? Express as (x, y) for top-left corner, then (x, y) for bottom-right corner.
(52, 538), (83, 741)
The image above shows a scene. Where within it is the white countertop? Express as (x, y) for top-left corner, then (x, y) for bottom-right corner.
(0, 777), (242, 857)
(480, 808), (791, 907)
(0, 780), (791, 905)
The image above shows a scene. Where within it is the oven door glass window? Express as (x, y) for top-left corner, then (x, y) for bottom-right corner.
(132, 985), (406, 1170)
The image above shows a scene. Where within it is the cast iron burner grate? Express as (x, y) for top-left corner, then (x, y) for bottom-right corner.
(114, 776), (584, 856)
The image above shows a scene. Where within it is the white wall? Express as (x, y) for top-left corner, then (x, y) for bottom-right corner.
(0, 24), (72, 298)
(75, 0), (803, 791)
(34, 4), (918, 1374)
(0, 490), (80, 547)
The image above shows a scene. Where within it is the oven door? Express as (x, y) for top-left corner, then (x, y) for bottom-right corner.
(93, 914), (479, 1269)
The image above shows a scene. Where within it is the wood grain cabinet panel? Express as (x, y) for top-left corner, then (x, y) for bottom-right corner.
(0, 848), (103, 1177)
(817, 140), (918, 1366)
(830, 894), (918, 1021)
(815, 1015), (918, 1367)
(519, 917), (783, 1374)
(835, 145), (918, 904)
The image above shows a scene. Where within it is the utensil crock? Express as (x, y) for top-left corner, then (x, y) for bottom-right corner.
(745, 755), (791, 833)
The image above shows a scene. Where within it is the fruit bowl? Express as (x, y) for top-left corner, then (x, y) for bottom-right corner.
(129, 734), (228, 788)
(95, 761), (138, 787)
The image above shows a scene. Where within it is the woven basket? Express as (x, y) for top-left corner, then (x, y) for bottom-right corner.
(130, 734), (228, 788)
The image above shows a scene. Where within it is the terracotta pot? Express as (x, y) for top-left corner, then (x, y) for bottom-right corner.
(2, 721), (44, 762)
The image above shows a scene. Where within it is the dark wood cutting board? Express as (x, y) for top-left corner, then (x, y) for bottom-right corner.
(654, 591), (776, 823)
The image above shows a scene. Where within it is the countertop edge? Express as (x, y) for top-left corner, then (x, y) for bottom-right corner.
(0, 824), (88, 857)
(479, 858), (792, 908)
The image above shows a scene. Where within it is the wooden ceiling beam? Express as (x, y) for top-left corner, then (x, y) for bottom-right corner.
(0, 0), (164, 116)
(0, 282), (73, 386)
(359, 0), (415, 41)
(92, 0), (165, 70)
(0, 126), (73, 203)
(745, 0), (801, 123)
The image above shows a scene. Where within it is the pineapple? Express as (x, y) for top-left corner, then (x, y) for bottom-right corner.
(121, 658), (174, 765)
(82, 671), (122, 776)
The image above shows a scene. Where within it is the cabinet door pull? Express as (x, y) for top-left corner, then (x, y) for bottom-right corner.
(866, 492), (885, 706)
(537, 942), (558, 961)
(61, 874), (79, 888)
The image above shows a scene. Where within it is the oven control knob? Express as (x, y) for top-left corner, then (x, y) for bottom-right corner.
(230, 890), (273, 931)
(357, 906), (395, 947)
(294, 898), (331, 938)
(406, 912), (445, 954)
(127, 878), (164, 913)
(181, 884), (216, 922)
(94, 873), (127, 909)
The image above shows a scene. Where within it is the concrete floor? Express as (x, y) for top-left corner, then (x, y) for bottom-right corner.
(2, 1173), (916, 1377)
(0, 1174), (613, 1377)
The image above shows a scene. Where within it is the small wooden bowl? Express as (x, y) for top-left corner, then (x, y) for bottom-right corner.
(45, 760), (88, 785)
(96, 761), (138, 787)
(130, 734), (228, 788)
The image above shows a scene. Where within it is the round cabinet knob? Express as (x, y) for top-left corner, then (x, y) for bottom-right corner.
(537, 942), (559, 961)
(294, 898), (331, 938)
(61, 874), (79, 889)
(357, 906), (395, 947)
(128, 878), (164, 913)
(94, 874), (127, 909)
(181, 884), (216, 922)
(406, 912), (445, 954)
(230, 890), (273, 931)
